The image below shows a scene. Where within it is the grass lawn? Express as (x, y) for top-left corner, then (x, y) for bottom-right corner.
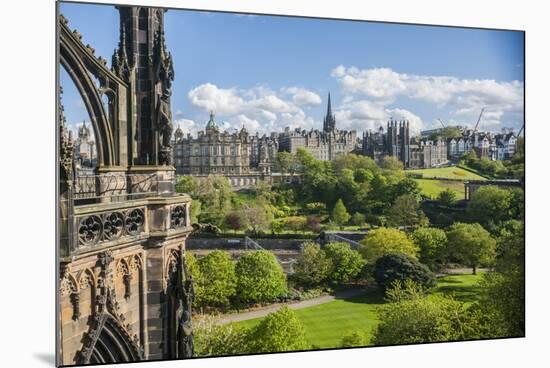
(235, 273), (484, 349)
(414, 178), (465, 199)
(407, 166), (486, 181)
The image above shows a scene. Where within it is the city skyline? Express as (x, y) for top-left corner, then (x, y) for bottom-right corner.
(59, 2), (524, 139)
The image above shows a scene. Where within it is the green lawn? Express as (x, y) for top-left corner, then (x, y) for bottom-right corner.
(407, 166), (486, 181)
(414, 178), (465, 199)
(235, 273), (484, 349)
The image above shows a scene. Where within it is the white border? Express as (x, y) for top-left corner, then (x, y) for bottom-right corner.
(1, 1), (548, 368)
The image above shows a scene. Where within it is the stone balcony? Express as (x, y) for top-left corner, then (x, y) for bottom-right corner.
(59, 170), (192, 259)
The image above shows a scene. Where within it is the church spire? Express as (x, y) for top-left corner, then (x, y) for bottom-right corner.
(323, 92), (336, 132)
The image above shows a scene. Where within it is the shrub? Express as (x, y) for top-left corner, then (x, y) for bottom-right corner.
(293, 242), (332, 287)
(324, 242), (364, 284)
(196, 250), (237, 308)
(410, 227), (448, 271)
(194, 317), (251, 357)
(359, 228), (418, 264)
(249, 306), (308, 353)
(350, 212), (366, 226)
(340, 331), (367, 348)
(374, 253), (436, 290)
(235, 251), (287, 304)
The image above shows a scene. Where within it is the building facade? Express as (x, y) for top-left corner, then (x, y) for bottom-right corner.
(173, 112), (279, 188)
(278, 93), (357, 160)
(74, 121), (96, 168)
(447, 130), (517, 161)
(362, 119), (448, 169)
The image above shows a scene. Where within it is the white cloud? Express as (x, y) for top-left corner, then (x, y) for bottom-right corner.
(331, 65), (524, 129)
(187, 83), (322, 136)
(281, 87), (322, 107)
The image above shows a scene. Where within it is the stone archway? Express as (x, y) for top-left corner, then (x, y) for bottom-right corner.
(59, 15), (129, 169)
(80, 313), (143, 364)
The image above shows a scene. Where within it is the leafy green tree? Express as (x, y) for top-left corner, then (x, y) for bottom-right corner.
(411, 227), (448, 271)
(324, 242), (364, 283)
(282, 216), (307, 233)
(470, 220), (524, 338)
(379, 156), (404, 171)
(276, 151), (297, 175)
(189, 200), (202, 224)
(446, 222), (496, 274)
(359, 228), (418, 264)
(386, 194), (428, 228)
(196, 251), (237, 308)
(467, 186), (512, 229)
(235, 251), (287, 303)
(250, 306), (308, 353)
(374, 253), (436, 290)
(194, 317), (252, 357)
(242, 205), (273, 234)
(437, 188), (457, 206)
(195, 176), (234, 227)
(293, 242), (332, 287)
(390, 177), (421, 200)
(332, 198), (351, 227)
(184, 252), (203, 308)
(373, 281), (478, 345)
(350, 212), (366, 226)
(339, 331), (366, 348)
(175, 175), (198, 195)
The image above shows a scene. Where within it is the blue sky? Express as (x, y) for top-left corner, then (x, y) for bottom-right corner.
(59, 2), (524, 138)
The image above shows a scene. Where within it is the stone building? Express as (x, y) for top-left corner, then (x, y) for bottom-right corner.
(278, 93), (357, 161)
(362, 119), (448, 168)
(74, 121), (96, 167)
(409, 137), (449, 169)
(173, 112), (279, 188)
(58, 7), (193, 365)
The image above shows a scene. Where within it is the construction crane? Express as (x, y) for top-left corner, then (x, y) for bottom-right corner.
(473, 108), (485, 133)
(517, 123), (525, 136)
(437, 118), (446, 129)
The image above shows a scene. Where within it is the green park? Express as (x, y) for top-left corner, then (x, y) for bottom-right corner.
(175, 145), (524, 356)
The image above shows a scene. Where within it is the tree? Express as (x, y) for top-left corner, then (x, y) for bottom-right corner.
(437, 188), (457, 206)
(411, 227), (448, 271)
(470, 220), (524, 337)
(242, 205), (273, 234)
(350, 212), (366, 226)
(324, 242), (364, 283)
(282, 216), (307, 233)
(374, 253), (436, 290)
(386, 194), (428, 228)
(293, 242), (332, 287)
(235, 251), (287, 303)
(184, 252), (204, 308)
(250, 306), (308, 353)
(379, 156), (404, 171)
(332, 199), (351, 227)
(196, 251), (237, 308)
(373, 281), (478, 345)
(305, 215), (322, 233)
(467, 186), (512, 229)
(446, 222), (496, 274)
(359, 228), (418, 264)
(225, 211), (246, 232)
(175, 175), (198, 195)
(195, 175), (234, 227)
(194, 317), (252, 357)
(339, 331), (366, 348)
(276, 151), (298, 175)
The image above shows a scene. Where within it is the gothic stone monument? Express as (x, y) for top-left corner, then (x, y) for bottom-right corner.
(58, 6), (194, 365)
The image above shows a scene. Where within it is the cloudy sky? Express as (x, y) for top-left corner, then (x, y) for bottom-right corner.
(59, 2), (524, 139)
